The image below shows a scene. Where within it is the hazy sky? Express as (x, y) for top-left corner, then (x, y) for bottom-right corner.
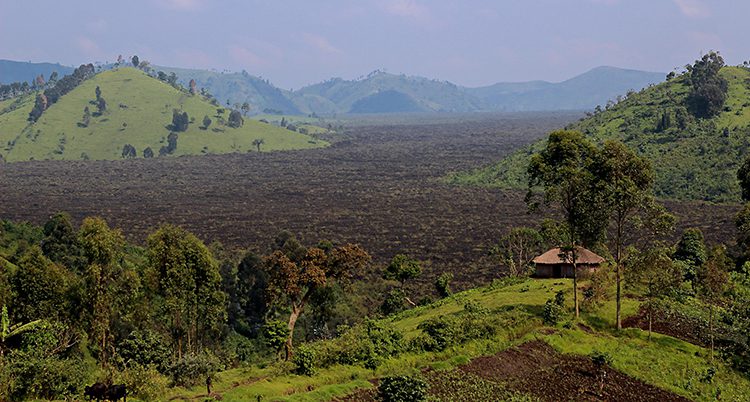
(0, 0), (747, 89)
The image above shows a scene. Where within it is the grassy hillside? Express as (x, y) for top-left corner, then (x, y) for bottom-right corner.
(0, 68), (325, 162)
(449, 66), (750, 202)
(166, 278), (750, 401)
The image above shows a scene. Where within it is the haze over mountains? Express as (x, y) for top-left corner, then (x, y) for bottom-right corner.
(1, 60), (665, 115)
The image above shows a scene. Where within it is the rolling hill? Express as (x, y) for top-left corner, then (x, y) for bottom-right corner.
(0, 60), (73, 84)
(155, 66), (302, 114)
(0, 67), (325, 162)
(466, 66), (666, 111)
(448, 66), (750, 202)
(293, 70), (484, 114)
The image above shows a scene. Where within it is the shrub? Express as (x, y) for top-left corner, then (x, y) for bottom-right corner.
(381, 288), (407, 316)
(112, 363), (168, 401)
(118, 329), (171, 371)
(435, 272), (453, 297)
(378, 375), (428, 402)
(293, 344), (316, 375)
(168, 353), (222, 387)
(542, 298), (563, 325)
(0, 352), (89, 401)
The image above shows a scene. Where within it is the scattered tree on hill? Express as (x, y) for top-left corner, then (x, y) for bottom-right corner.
(527, 130), (608, 317)
(189, 79), (197, 95)
(435, 272), (453, 298)
(159, 132), (179, 156)
(34, 74), (45, 89)
(228, 110), (243, 128)
(241, 102), (251, 116)
(593, 140), (655, 330)
(491, 227), (543, 277)
(696, 246), (730, 360)
(28, 93), (48, 122)
(674, 228), (708, 284)
(131, 55), (140, 68)
(117, 55), (124, 66)
(79, 106), (91, 127)
(48, 71), (58, 85)
(171, 109), (189, 132)
(252, 138), (264, 152)
(264, 240), (370, 360)
(202, 115), (212, 130)
(280, 117), (287, 127)
(686, 51), (728, 118)
(96, 97), (107, 114)
(95, 86), (102, 102)
(121, 144), (136, 159)
(383, 254), (421, 307)
(146, 225), (227, 358)
(143, 147), (154, 158)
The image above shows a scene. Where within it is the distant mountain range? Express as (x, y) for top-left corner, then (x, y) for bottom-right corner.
(0, 60), (74, 85)
(0, 59), (665, 114)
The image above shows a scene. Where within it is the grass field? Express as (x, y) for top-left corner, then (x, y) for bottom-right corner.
(164, 278), (750, 402)
(0, 68), (326, 162)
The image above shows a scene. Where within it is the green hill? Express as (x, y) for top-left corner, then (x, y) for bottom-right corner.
(449, 66), (750, 202)
(349, 90), (427, 113)
(0, 68), (325, 162)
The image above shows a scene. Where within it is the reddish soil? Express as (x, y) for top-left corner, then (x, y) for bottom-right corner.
(459, 341), (691, 402)
(0, 113), (739, 293)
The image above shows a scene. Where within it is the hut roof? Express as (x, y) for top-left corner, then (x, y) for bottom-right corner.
(532, 246), (605, 265)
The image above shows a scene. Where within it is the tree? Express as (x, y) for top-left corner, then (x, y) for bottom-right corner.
(10, 246), (70, 323)
(527, 130), (607, 317)
(28, 93), (48, 122)
(383, 254), (421, 307)
(41, 212), (83, 270)
(95, 86), (102, 102)
(674, 228), (708, 284)
(171, 109), (189, 132)
(121, 144), (136, 159)
(264, 242), (370, 360)
(143, 147), (154, 158)
(696, 246), (730, 360)
(80, 106), (91, 127)
(686, 51), (728, 118)
(252, 138), (264, 152)
(146, 225), (226, 358)
(96, 97), (107, 114)
(593, 140), (655, 329)
(435, 272), (453, 298)
(189, 79), (197, 95)
(202, 115), (212, 130)
(1, 305), (44, 356)
(738, 156), (750, 202)
(241, 102), (251, 116)
(492, 227), (543, 277)
(626, 246), (682, 340)
(78, 217), (126, 366)
(131, 55), (140, 68)
(228, 110), (244, 128)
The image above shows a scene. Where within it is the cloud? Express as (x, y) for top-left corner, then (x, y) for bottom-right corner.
(302, 33), (342, 55)
(673, 0), (710, 18)
(157, 0), (203, 11)
(75, 36), (105, 59)
(383, 0), (431, 21)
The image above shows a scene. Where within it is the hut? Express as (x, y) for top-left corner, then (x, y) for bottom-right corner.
(532, 246), (605, 278)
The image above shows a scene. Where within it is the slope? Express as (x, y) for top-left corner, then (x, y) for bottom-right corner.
(166, 279), (750, 402)
(449, 66), (750, 202)
(155, 66), (301, 114)
(0, 68), (325, 162)
(0, 59), (74, 84)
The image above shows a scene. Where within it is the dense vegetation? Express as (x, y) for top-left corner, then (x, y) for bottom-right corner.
(0, 66), (325, 162)
(449, 53), (750, 202)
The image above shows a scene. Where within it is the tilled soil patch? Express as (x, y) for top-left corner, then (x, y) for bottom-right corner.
(460, 341), (691, 402)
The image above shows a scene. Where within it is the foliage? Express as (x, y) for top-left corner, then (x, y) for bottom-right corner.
(171, 109), (189, 132)
(228, 109), (244, 128)
(169, 352), (222, 387)
(686, 51), (729, 118)
(435, 272), (453, 298)
(293, 344), (317, 375)
(381, 288), (408, 316)
(383, 254), (422, 285)
(378, 375), (428, 402)
(738, 157), (750, 201)
(542, 293), (565, 325)
(674, 228), (708, 282)
(117, 328), (171, 371)
(263, 319), (290, 356)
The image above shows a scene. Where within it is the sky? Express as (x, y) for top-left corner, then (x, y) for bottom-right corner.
(0, 0), (748, 89)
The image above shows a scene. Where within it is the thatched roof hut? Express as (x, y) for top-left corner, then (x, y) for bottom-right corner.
(532, 246), (605, 278)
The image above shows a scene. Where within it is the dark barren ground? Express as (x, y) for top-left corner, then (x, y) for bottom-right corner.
(0, 112), (740, 291)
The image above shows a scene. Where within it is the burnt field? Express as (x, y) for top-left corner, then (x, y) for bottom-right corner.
(0, 112), (740, 291)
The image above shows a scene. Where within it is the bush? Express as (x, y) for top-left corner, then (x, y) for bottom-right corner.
(542, 299), (563, 325)
(312, 319), (403, 370)
(378, 375), (428, 402)
(117, 329), (171, 371)
(416, 305), (498, 352)
(381, 288), (407, 316)
(293, 344), (316, 375)
(0, 352), (89, 401)
(168, 353), (222, 387)
(112, 364), (168, 401)
(435, 272), (453, 297)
